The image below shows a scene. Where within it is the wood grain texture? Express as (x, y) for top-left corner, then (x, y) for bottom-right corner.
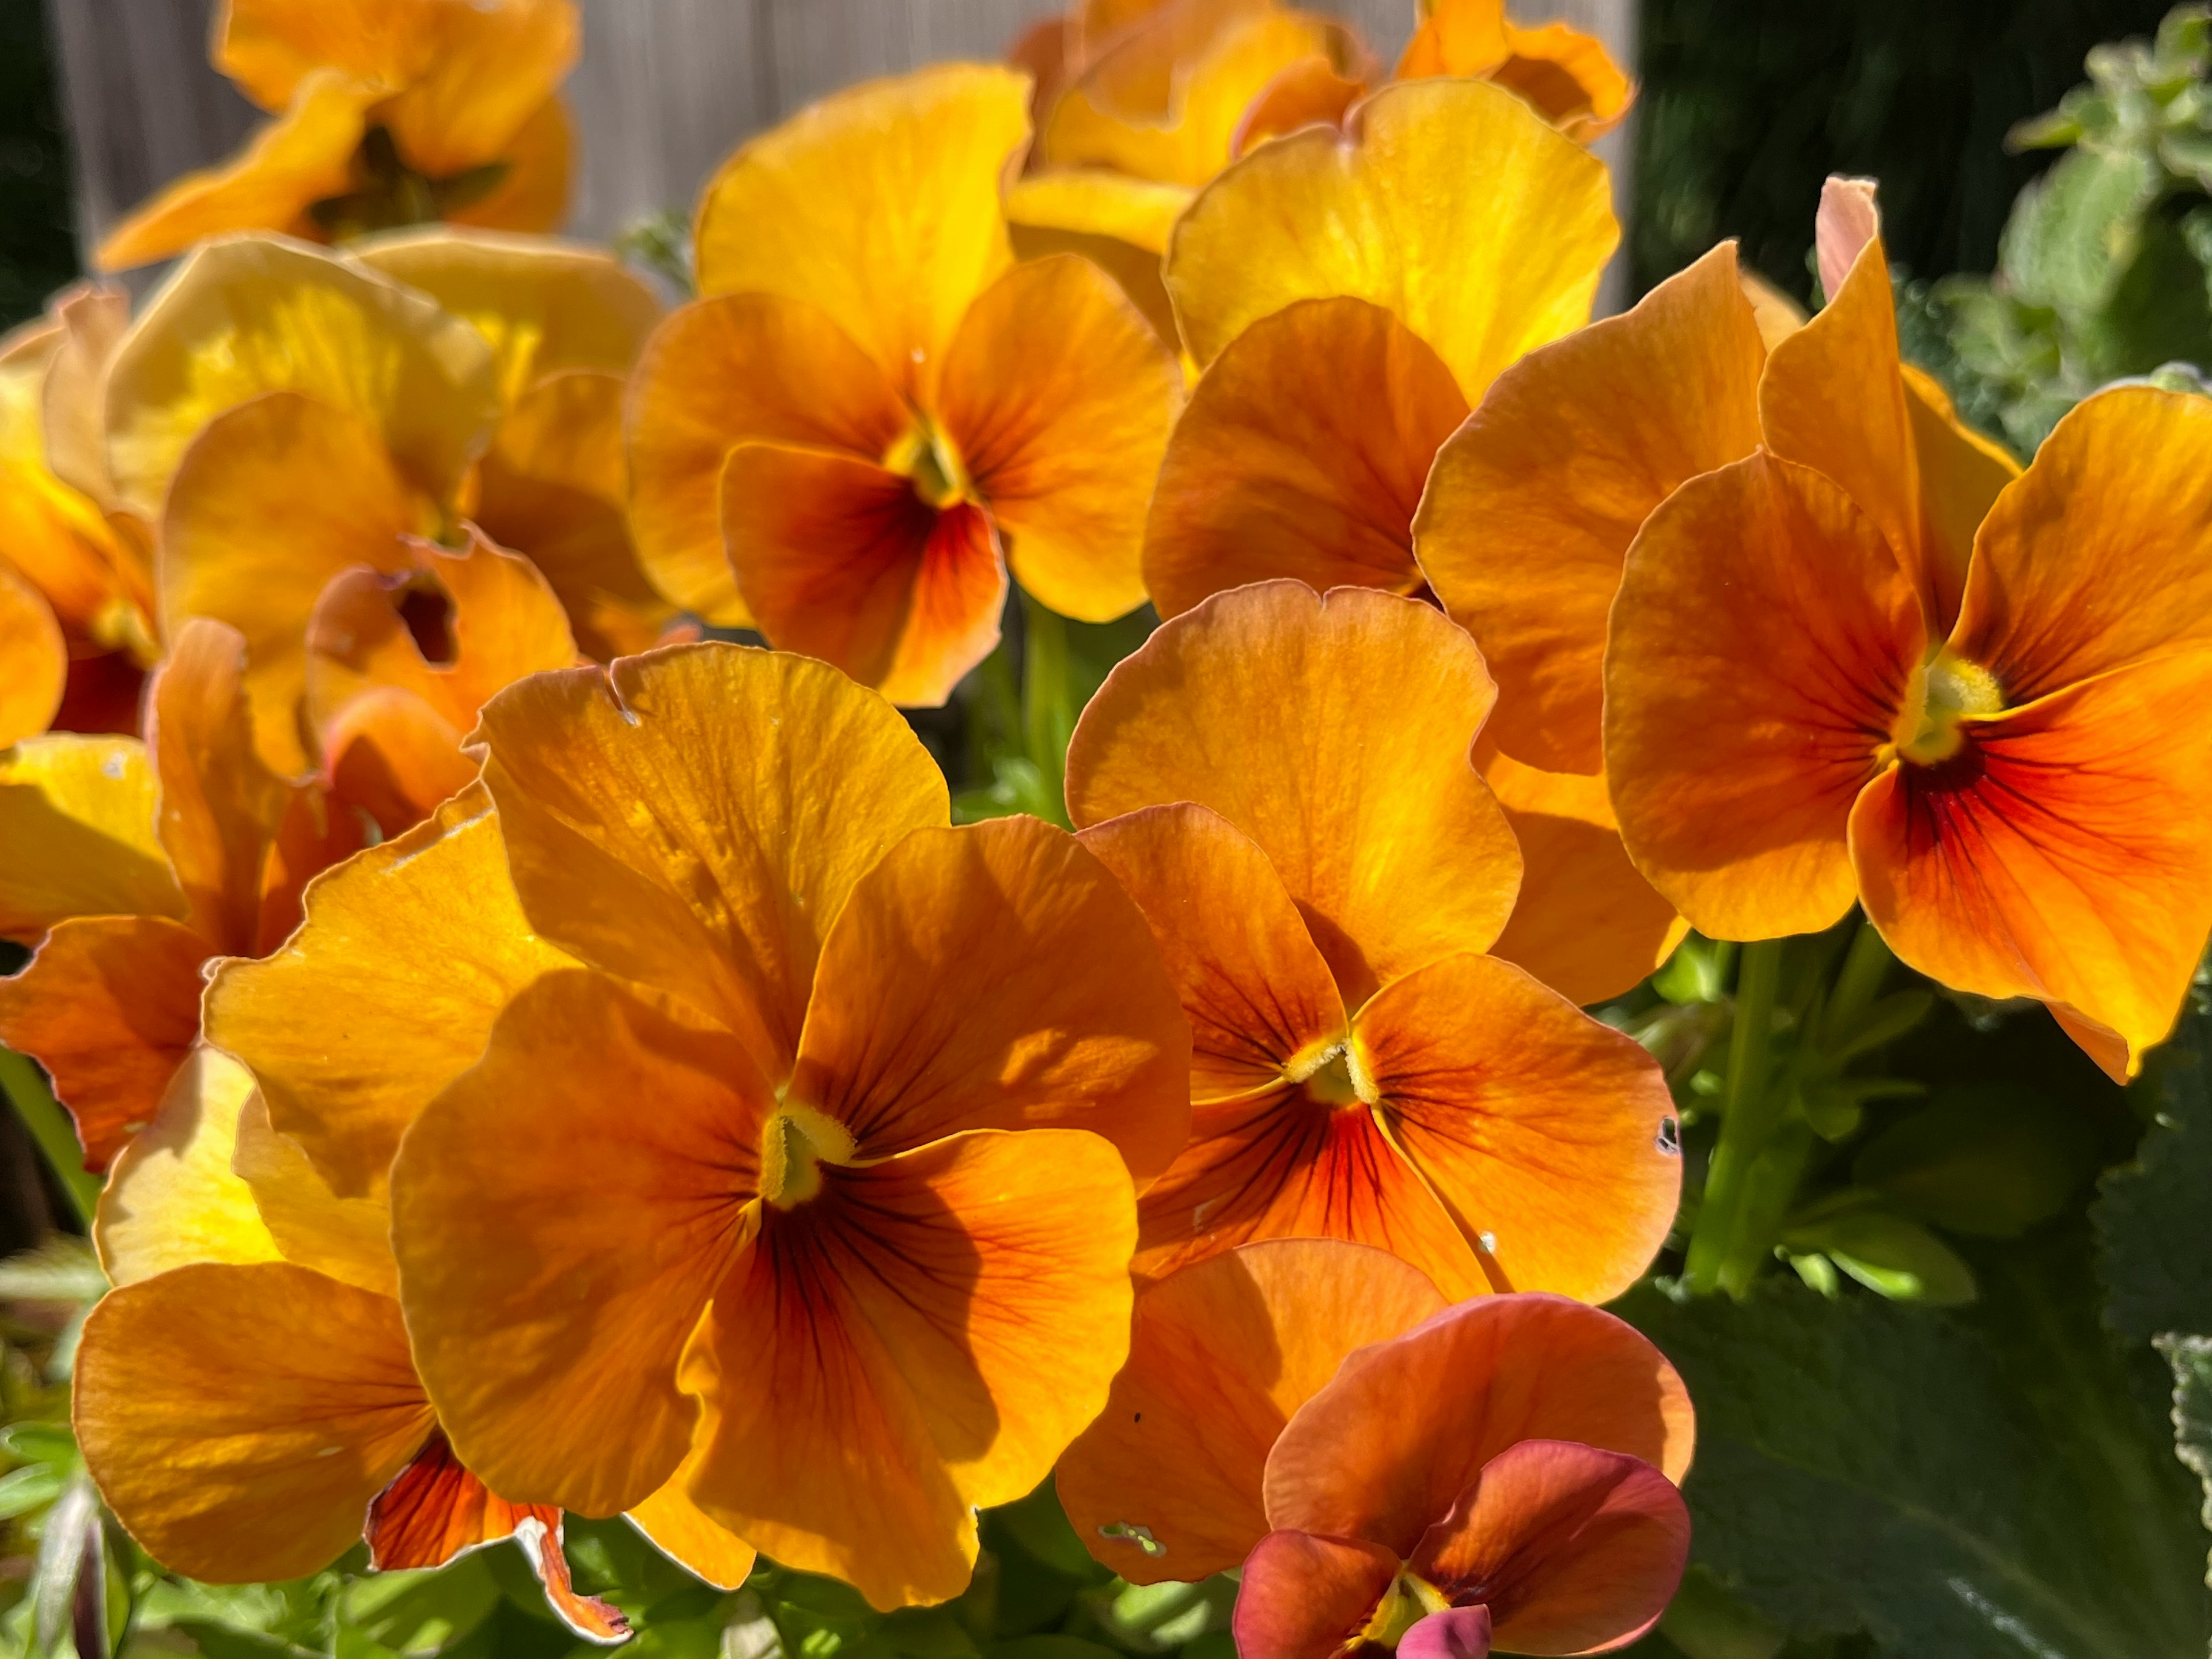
(51, 0), (1634, 309)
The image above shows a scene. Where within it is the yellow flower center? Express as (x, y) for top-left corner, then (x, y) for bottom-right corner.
(1360, 1568), (1452, 1649)
(884, 415), (971, 510)
(758, 1103), (856, 1210)
(1285, 1039), (1377, 1108)
(1893, 650), (2004, 765)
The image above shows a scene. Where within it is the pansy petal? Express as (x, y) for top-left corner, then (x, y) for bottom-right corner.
(693, 1127), (1138, 1609)
(1263, 1294), (1694, 1551)
(392, 969), (768, 1514)
(1058, 1238), (1447, 1584)
(722, 445), (1008, 708)
(215, 0), (438, 109)
(1232, 1529), (1399, 1659)
(109, 234), (499, 518)
(1903, 364), (2017, 599)
(0, 915), (209, 1172)
(160, 392), (432, 775)
(1415, 244), (1766, 773)
(1067, 582), (1517, 1005)
(626, 1452), (759, 1591)
(1003, 172), (1194, 260)
(319, 683), (473, 838)
(1758, 232), (1945, 627)
(0, 736), (184, 940)
(694, 64), (1028, 393)
(441, 95), (574, 236)
(1483, 751), (1685, 1007)
(1233, 54), (1365, 155)
(790, 816), (1190, 1180)
(0, 564), (63, 747)
(93, 74), (374, 272)
(93, 1046), (279, 1287)
(146, 619), (293, 953)
(379, 0), (578, 178)
(354, 228), (661, 397)
(1145, 297), (1466, 620)
(1605, 452), (1925, 940)
(39, 282), (131, 513)
(624, 293), (906, 626)
(1355, 952), (1677, 1302)
(1851, 652), (2212, 1082)
(1412, 1440), (1688, 1656)
(1078, 803), (1346, 1103)
(1166, 78), (1615, 403)
(472, 642), (946, 1075)
(1134, 1085), (1492, 1301)
(474, 369), (673, 660)
(232, 1093), (396, 1298)
(937, 254), (1179, 623)
(75, 1261), (433, 1583)
(366, 1433), (629, 1645)
(0, 453), (139, 645)
(204, 789), (573, 1198)
(1948, 386), (2212, 703)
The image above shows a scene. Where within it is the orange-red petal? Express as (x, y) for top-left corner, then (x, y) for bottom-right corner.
(1144, 297), (1466, 620)
(789, 816), (1190, 1183)
(935, 254), (1180, 624)
(1056, 1238), (1448, 1584)
(391, 968), (768, 1515)
(1604, 452), (1925, 940)
(1067, 582), (1518, 1006)
(1078, 802), (1347, 1104)
(74, 1260), (434, 1583)
(472, 642), (948, 1077)
(1415, 243), (1766, 774)
(722, 446), (1008, 709)
(1233, 1529), (1399, 1659)
(1262, 1294), (1695, 1551)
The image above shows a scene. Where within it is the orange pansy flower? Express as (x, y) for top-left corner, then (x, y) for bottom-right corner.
(1064, 582), (1680, 1302)
(282, 643), (1194, 1608)
(1234, 1296), (1691, 1659)
(76, 1045), (750, 1634)
(0, 286), (157, 741)
(98, 0), (579, 271)
(625, 65), (1181, 706)
(1393, 0), (1632, 141)
(0, 620), (360, 1171)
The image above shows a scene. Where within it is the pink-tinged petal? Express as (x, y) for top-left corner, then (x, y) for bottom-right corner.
(1233, 1528), (1399, 1659)
(1401, 1607), (1495, 1659)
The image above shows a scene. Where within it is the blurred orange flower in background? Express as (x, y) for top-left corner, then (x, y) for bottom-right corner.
(99, 0), (581, 270)
(1065, 582), (1681, 1302)
(74, 1046), (751, 1635)
(1233, 1295), (1691, 1659)
(627, 65), (1180, 706)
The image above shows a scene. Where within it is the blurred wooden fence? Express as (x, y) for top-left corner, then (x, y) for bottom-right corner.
(49, 0), (1634, 298)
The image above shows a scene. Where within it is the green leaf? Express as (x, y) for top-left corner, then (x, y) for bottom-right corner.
(0, 1240), (105, 1308)
(1853, 1084), (2100, 1238)
(988, 1639), (1122, 1659)
(2000, 144), (2162, 320)
(2094, 1000), (2212, 1344)
(1777, 1211), (1976, 1306)
(2156, 1334), (2212, 1585)
(0, 1465), (67, 1522)
(338, 1555), (502, 1656)
(1619, 1230), (2211, 1656)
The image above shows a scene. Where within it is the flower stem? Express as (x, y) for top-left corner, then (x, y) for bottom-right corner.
(1021, 592), (1074, 827)
(0, 1050), (97, 1230)
(1683, 937), (1785, 1296)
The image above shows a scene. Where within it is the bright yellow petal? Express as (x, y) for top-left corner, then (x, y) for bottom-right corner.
(33, 282), (130, 513)
(203, 787), (572, 1199)
(626, 1449), (758, 1590)
(0, 563), (63, 747)
(694, 64), (1029, 399)
(624, 292), (907, 627)
(1415, 243), (1766, 774)
(75, 1260), (433, 1583)
(354, 226), (661, 403)
(789, 816), (1191, 1183)
(94, 1047), (281, 1289)
(1057, 1238), (1446, 1584)
(1066, 581), (1518, 1006)
(160, 392), (433, 775)
(0, 735), (187, 942)
(936, 253), (1181, 622)
(107, 233), (501, 520)
(94, 74), (375, 272)
(1166, 77), (1615, 403)
(1005, 171), (1194, 258)
(232, 1093), (397, 1298)
(472, 642), (949, 1080)
(379, 0), (579, 179)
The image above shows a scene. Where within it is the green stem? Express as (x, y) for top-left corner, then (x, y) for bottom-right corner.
(1824, 912), (1893, 1043)
(1021, 592), (1073, 827)
(0, 1050), (97, 1229)
(1683, 938), (1785, 1296)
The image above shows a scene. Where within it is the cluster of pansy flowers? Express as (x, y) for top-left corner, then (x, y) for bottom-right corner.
(3, 0), (2210, 1654)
